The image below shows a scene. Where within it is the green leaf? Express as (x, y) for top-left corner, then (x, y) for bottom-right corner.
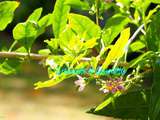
(65, 0), (89, 10)
(90, 57), (99, 71)
(34, 74), (72, 89)
(38, 14), (52, 28)
(37, 14), (52, 36)
(102, 14), (130, 46)
(0, 59), (21, 75)
(13, 8), (52, 52)
(27, 8), (43, 22)
(13, 21), (38, 52)
(60, 36), (84, 56)
(0, 1), (19, 31)
(146, 5), (160, 21)
(59, 25), (76, 43)
(89, 90), (150, 119)
(146, 11), (160, 52)
(38, 49), (51, 55)
(34, 79), (63, 89)
(151, 0), (160, 4)
(68, 13), (101, 40)
(16, 47), (27, 53)
(52, 0), (70, 38)
(149, 58), (160, 120)
(133, 0), (151, 18)
(45, 38), (59, 54)
(95, 92), (122, 111)
(128, 51), (153, 68)
(129, 41), (145, 52)
(102, 28), (130, 69)
(83, 38), (97, 49)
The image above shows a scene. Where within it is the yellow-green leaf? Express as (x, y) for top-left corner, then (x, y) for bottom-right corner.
(0, 1), (19, 31)
(102, 28), (130, 69)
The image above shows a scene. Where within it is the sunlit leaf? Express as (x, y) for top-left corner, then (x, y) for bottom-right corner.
(38, 14), (52, 28)
(52, 0), (70, 38)
(129, 41), (145, 52)
(34, 74), (72, 89)
(38, 49), (51, 55)
(102, 28), (130, 69)
(68, 13), (101, 40)
(13, 21), (38, 52)
(151, 0), (160, 4)
(65, 0), (89, 10)
(0, 1), (19, 31)
(27, 8), (43, 22)
(102, 14), (130, 46)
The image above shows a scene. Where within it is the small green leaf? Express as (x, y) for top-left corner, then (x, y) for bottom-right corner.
(38, 49), (51, 55)
(0, 59), (21, 75)
(65, 0), (89, 10)
(34, 74), (72, 89)
(95, 92), (121, 111)
(133, 0), (151, 18)
(83, 38), (97, 49)
(38, 14), (52, 28)
(45, 38), (59, 53)
(90, 57), (99, 71)
(13, 21), (38, 52)
(129, 41), (145, 52)
(68, 13), (101, 40)
(27, 8), (43, 22)
(34, 79), (60, 89)
(0, 1), (19, 31)
(52, 0), (70, 38)
(37, 14), (52, 36)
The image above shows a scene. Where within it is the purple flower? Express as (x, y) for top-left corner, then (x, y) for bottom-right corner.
(74, 75), (86, 92)
(111, 88), (117, 93)
(100, 77), (125, 94)
(117, 85), (124, 91)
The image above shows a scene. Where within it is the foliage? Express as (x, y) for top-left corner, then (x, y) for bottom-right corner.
(0, 0), (160, 119)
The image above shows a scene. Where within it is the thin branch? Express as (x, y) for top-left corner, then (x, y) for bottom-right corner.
(0, 52), (47, 61)
(95, 0), (100, 25)
(125, 24), (145, 61)
(128, 24), (145, 46)
(0, 51), (129, 66)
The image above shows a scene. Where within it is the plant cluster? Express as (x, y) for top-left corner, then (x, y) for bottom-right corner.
(0, 0), (160, 119)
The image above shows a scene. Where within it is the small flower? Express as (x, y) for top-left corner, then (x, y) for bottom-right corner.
(100, 77), (125, 94)
(117, 85), (124, 91)
(99, 87), (109, 93)
(46, 59), (56, 69)
(74, 75), (86, 92)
